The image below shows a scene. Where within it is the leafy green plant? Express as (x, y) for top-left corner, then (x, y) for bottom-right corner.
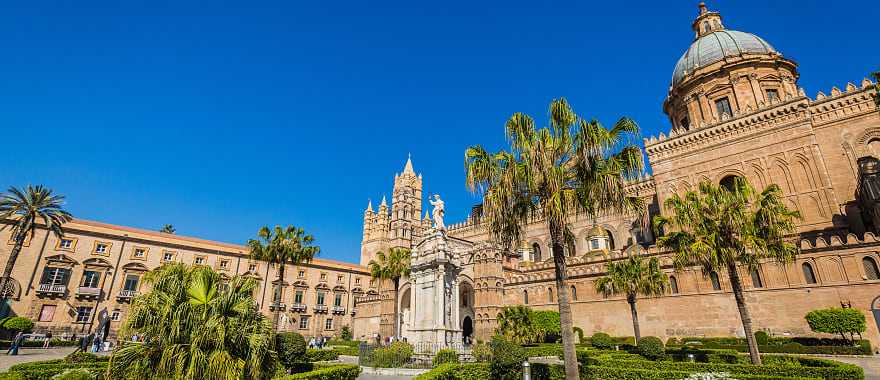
(471, 342), (492, 362)
(590, 332), (613, 349)
(51, 368), (94, 380)
(754, 331), (769, 345)
(64, 352), (97, 364)
(277, 332), (308, 368)
(275, 364), (361, 380)
(339, 325), (352, 341)
(495, 306), (539, 344)
(805, 308), (867, 343)
(432, 349), (459, 366)
(489, 338), (526, 380)
(637, 336), (664, 360)
(362, 341), (413, 368)
(532, 310), (561, 343)
(1, 317), (34, 333)
(304, 349), (339, 362)
(595, 255), (667, 343)
(413, 364), (490, 380)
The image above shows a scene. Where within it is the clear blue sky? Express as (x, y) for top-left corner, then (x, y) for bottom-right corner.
(0, 1), (876, 264)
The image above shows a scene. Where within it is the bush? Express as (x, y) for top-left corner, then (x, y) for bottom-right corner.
(278, 332), (308, 367)
(339, 326), (352, 341)
(64, 353), (98, 365)
(362, 342), (414, 368)
(2, 317), (34, 333)
(665, 348), (740, 364)
(304, 349), (339, 362)
(590, 332), (613, 349)
(489, 338), (526, 380)
(584, 356), (864, 380)
(522, 344), (563, 359)
(413, 363), (490, 380)
(805, 308), (867, 342)
(432, 349), (459, 366)
(471, 342), (492, 362)
(51, 369), (93, 380)
(754, 331), (769, 345)
(330, 346), (358, 356)
(276, 364), (361, 380)
(637, 336), (664, 360)
(532, 310), (561, 343)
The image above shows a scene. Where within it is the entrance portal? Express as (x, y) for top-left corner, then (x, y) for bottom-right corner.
(462, 316), (473, 343)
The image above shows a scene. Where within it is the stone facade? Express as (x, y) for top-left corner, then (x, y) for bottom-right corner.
(0, 219), (376, 340)
(354, 3), (880, 347)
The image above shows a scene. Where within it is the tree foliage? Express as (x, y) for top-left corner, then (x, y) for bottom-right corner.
(367, 247), (411, 337)
(595, 254), (667, 342)
(2, 317), (34, 332)
(495, 306), (539, 344)
(805, 308), (867, 343)
(108, 263), (277, 380)
(277, 332), (307, 369)
(489, 338), (526, 380)
(465, 98), (644, 380)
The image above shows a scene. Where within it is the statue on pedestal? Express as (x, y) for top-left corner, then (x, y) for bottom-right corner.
(430, 194), (446, 230)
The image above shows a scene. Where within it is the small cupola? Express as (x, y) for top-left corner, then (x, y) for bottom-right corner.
(693, 2), (725, 38)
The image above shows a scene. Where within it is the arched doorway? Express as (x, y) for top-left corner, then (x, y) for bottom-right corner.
(399, 286), (411, 339)
(462, 316), (473, 344)
(871, 296), (880, 338)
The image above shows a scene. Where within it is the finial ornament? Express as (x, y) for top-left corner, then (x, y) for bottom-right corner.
(699, 2), (708, 14)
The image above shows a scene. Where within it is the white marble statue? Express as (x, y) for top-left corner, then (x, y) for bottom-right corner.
(430, 194), (446, 230)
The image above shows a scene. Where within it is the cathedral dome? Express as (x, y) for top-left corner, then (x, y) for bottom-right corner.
(672, 30), (776, 86)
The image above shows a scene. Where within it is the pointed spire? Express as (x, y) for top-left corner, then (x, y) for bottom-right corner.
(423, 210), (430, 220)
(365, 200), (374, 213)
(402, 154), (415, 175)
(380, 195), (387, 208)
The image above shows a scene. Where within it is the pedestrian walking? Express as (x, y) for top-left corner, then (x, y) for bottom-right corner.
(43, 332), (53, 348)
(6, 332), (23, 356)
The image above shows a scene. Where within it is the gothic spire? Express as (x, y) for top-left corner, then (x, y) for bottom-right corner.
(365, 200), (374, 213)
(402, 154), (415, 175)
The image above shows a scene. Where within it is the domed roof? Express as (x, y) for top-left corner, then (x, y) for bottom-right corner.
(672, 30), (776, 86)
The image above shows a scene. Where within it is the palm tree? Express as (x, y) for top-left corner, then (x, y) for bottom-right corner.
(653, 177), (800, 365)
(495, 306), (539, 344)
(108, 263), (277, 380)
(595, 254), (667, 343)
(0, 185), (72, 303)
(159, 224), (176, 234)
(248, 225), (319, 330)
(464, 98), (643, 380)
(367, 247), (411, 338)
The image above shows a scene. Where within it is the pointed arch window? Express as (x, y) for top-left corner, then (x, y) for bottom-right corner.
(548, 287), (554, 303)
(802, 262), (817, 284)
(709, 272), (721, 291)
(523, 290), (529, 305)
(532, 243), (542, 262)
(750, 269), (763, 288)
(570, 285), (578, 301)
(863, 257), (880, 280)
(669, 275), (679, 294)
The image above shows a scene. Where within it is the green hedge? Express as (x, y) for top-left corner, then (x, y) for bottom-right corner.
(275, 364), (360, 380)
(530, 364), (822, 380)
(304, 348), (340, 362)
(664, 348), (740, 364)
(329, 345), (359, 356)
(590, 357), (862, 380)
(3, 362), (108, 380)
(667, 336), (872, 355)
(0, 339), (79, 349)
(412, 363), (490, 380)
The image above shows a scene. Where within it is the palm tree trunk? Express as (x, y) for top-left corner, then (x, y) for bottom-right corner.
(727, 263), (762, 365)
(392, 277), (400, 339)
(273, 264), (284, 331)
(0, 234), (25, 306)
(549, 221), (580, 380)
(627, 294), (641, 344)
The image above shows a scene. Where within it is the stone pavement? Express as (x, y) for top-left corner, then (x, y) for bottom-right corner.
(356, 374), (413, 380)
(819, 356), (880, 380)
(0, 347), (78, 371)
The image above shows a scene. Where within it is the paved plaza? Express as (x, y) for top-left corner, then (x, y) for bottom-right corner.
(0, 347), (77, 371)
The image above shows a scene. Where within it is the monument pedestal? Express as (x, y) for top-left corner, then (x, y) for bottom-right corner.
(404, 229), (464, 347)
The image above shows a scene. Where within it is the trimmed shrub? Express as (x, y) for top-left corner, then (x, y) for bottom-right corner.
(330, 346), (358, 356)
(64, 352), (97, 364)
(590, 332), (613, 349)
(0, 373), (24, 380)
(637, 336), (665, 360)
(665, 348), (739, 364)
(413, 363), (490, 380)
(304, 348), (339, 362)
(432, 349), (459, 366)
(805, 308), (867, 342)
(471, 342), (492, 362)
(50, 369), (93, 380)
(339, 326), (352, 341)
(533, 310), (561, 343)
(522, 344), (563, 359)
(361, 341), (414, 368)
(754, 331), (770, 345)
(2, 317), (34, 333)
(585, 356), (864, 380)
(276, 364), (361, 380)
(278, 332), (308, 367)
(490, 338), (526, 380)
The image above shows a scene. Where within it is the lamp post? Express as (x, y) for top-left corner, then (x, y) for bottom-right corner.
(522, 361), (531, 380)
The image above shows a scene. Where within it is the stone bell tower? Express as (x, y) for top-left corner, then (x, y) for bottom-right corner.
(361, 156), (424, 266)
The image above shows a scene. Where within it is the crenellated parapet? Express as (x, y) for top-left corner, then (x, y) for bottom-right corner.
(808, 78), (877, 127)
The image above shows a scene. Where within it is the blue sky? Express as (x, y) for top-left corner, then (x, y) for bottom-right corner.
(0, 1), (876, 264)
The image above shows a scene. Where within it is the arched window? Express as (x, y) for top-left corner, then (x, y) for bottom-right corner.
(523, 290), (529, 305)
(606, 231), (615, 250)
(532, 243), (542, 262)
(750, 269), (763, 288)
(702, 21), (710, 33)
(802, 263), (817, 284)
(570, 285), (577, 301)
(566, 241), (576, 257)
(548, 287), (554, 303)
(720, 175), (739, 191)
(863, 257), (880, 280)
(669, 276), (679, 294)
(709, 271), (721, 291)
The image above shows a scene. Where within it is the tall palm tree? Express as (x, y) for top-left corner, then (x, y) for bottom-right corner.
(654, 177), (800, 365)
(159, 224), (176, 234)
(495, 306), (539, 344)
(0, 185), (72, 303)
(108, 263), (277, 380)
(595, 254), (667, 343)
(367, 247), (411, 338)
(465, 98), (643, 380)
(248, 225), (319, 330)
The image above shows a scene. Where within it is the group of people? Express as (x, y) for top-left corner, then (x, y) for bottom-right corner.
(308, 336), (328, 349)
